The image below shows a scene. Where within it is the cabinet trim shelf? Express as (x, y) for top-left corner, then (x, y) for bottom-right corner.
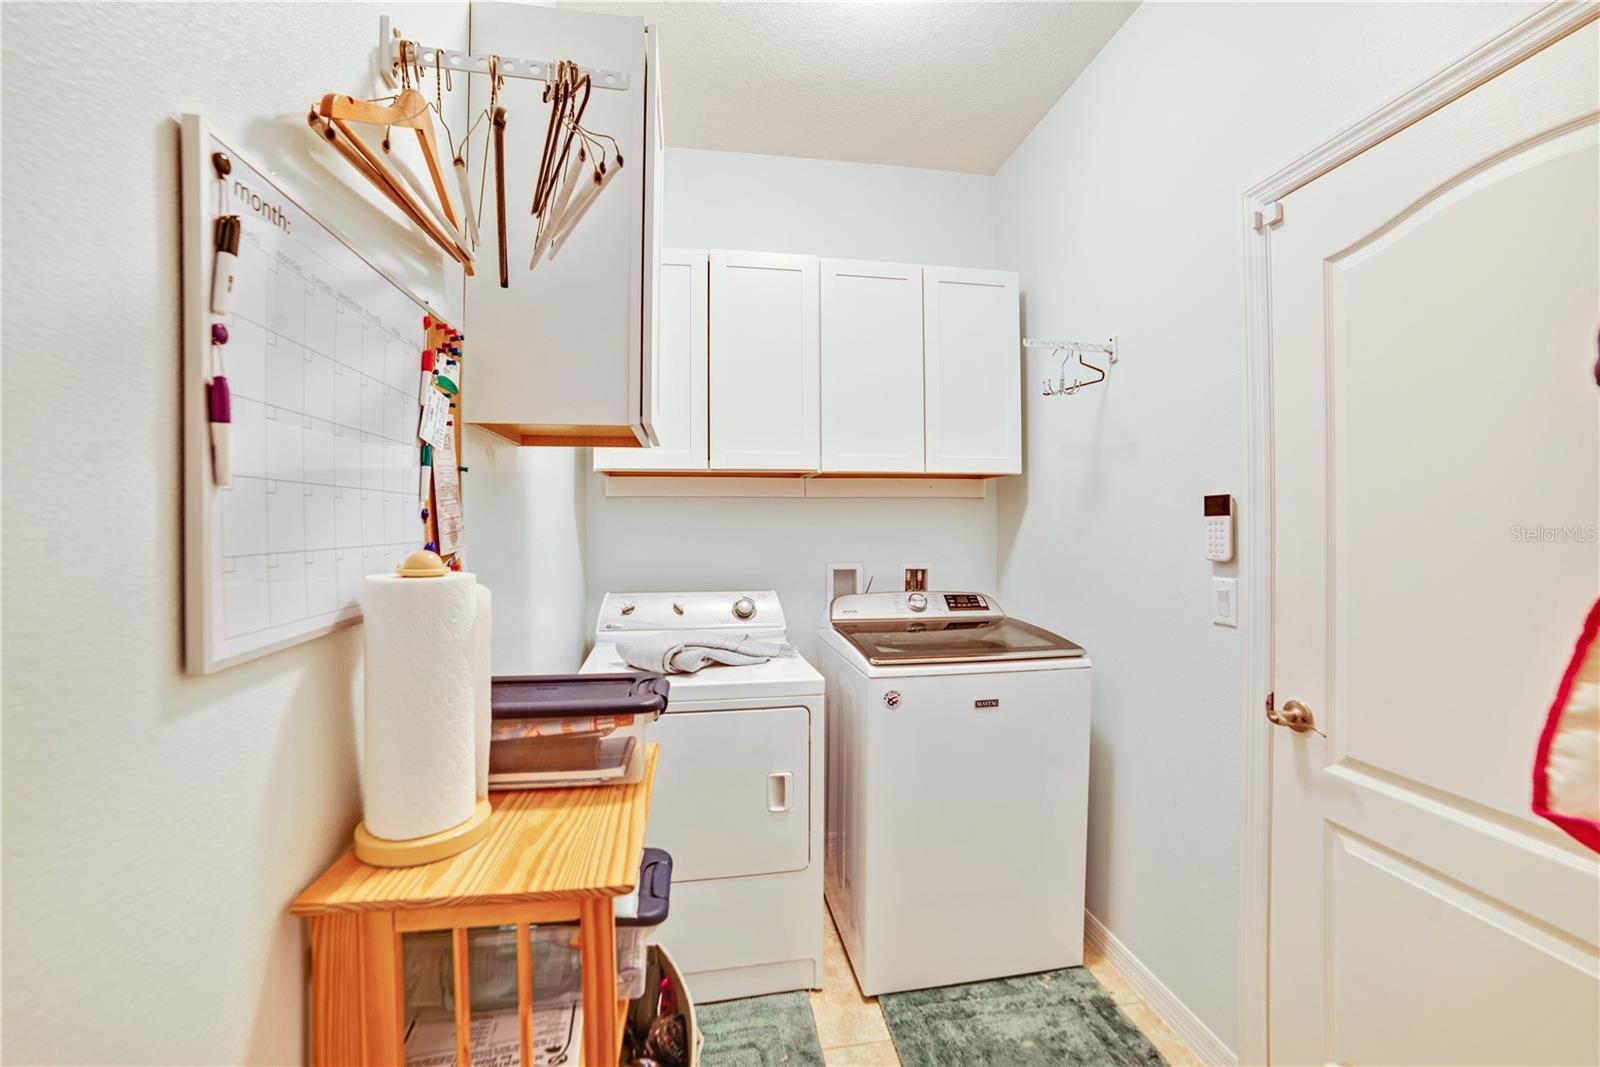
(481, 423), (645, 448)
(602, 474), (991, 499)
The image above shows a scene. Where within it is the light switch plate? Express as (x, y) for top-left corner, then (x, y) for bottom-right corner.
(1213, 578), (1238, 628)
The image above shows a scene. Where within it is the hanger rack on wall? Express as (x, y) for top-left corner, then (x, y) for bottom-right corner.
(378, 15), (632, 91)
(1024, 335), (1119, 396)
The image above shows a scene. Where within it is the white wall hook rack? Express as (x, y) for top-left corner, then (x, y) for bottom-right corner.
(1024, 335), (1118, 396)
(379, 15), (632, 91)
(1023, 335), (1118, 362)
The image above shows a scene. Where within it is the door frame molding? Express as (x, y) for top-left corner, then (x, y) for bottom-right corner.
(1234, 4), (1598, 1063)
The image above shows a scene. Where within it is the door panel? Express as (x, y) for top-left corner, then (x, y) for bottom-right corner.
(1326, 827), (1599, 1067)
(634, 24), (664, 445)
(1268, 22), (1599, 1066)
(594, 250), (708, 470)
(820, 260), (925, 472)
(644, 706), (811, 882)
(922, 267), (1020, 474)
(709, 251), (819, 471)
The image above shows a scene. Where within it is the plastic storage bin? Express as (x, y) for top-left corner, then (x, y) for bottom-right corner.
(489, 672), (667, 789)
(403, 848), (675, 1013)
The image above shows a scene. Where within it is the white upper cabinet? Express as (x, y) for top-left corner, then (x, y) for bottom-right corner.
(922, 267), (1021, 474)
(594, 250), (708, 471)
(709, 251), (820, 472)
(464, 5), (660, 447)
(819, 260), (925, 473)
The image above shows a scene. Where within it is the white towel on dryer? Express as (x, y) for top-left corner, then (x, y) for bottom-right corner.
(616, 630), (795, 674)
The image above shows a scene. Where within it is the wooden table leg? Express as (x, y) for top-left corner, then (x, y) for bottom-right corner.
(309, 911), (403, 1067)
(579, 898), (620, 1066)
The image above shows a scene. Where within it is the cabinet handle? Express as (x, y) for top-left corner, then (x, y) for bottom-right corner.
(767, 771), (793, 813)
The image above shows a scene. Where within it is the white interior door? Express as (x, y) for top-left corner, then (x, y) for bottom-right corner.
(594, 250), (707, 471)
(922, 267), (1021, 474)
(820, 259), (925, 473)
(709, 250), (819, 471)
(1268, 22), (1600, 1066)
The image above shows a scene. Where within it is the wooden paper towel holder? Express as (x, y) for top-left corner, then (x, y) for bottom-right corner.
(354, 549), (492, 868)
(353, 797), (493, 867)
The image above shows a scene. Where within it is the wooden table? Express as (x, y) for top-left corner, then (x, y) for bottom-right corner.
(292, 745), (658, 1066)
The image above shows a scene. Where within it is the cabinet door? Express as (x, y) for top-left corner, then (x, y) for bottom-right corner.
(634, 24), (664, 446)
(464, 3), (647, 446)
(594, 250), (708, 471)
(644, 706), (812, 882)
(709, 251), (819, 471)
(820, 260), (925, 473)
(923, 267), (1021, 474)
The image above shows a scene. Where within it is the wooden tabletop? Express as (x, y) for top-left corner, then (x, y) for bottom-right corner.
(291, 745), (657, 916)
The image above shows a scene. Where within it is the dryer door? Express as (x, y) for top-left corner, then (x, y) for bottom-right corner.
(645, 705), (811, 881)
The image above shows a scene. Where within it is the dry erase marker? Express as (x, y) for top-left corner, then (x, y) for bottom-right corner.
(419, 443), (433, 504)
(419, 348), (436, 404)
(209, 322), (233, 488)
(212, 215), (241, 314)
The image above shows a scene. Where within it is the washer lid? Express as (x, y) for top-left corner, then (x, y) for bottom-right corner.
(833, 616), (1085, 666)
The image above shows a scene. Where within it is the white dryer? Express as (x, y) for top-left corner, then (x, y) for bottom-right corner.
(581, 591), (824, 1003)
(817, 591), (1091, 997)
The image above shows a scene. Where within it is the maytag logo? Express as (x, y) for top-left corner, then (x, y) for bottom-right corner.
(975, 698), (999, 708)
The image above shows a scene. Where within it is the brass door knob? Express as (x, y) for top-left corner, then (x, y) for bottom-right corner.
(1267, 696), (1322, 735)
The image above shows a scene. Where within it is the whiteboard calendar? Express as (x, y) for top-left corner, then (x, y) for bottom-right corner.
(182, 115), (436, 673)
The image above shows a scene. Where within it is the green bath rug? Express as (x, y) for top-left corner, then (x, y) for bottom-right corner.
(879, 968), (1166, 1067)
(698, 990), (826, 1067)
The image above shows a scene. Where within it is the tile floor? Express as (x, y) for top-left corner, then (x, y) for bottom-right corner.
(806, 905), (1200, 1066)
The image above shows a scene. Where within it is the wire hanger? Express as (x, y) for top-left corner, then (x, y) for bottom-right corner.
(529, 60), (624, 269)
(1043, 345), (1105, 396)
(1026, 336), (1118, 397)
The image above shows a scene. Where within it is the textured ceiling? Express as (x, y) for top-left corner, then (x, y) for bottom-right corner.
(561, 2), (1137, 174)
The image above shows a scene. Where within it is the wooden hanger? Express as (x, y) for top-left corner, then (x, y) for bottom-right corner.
(485, 55), (510, 288)
(307, 109), (447, 249)
(493, 105), (509, 288)
(313, 85), (475, 273)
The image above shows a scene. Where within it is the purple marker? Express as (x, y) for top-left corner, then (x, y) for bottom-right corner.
(209, 327), (233, 488)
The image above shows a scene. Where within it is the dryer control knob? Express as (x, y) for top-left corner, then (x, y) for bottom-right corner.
(733, 596), (757, 620)
(907, 593), (928, 612)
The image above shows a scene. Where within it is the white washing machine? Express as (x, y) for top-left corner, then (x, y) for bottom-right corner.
(817, 591), (1091, 997)
(581, 591), (825, 1003)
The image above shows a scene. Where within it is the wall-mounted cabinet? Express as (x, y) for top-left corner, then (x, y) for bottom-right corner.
(595, 251), (1019, 480)
(465, 4), (662, 448)
(923, 267), (1022, 475)
(594, 250), (708, 471)
(820, 260), (925, 474)
(709, 251), (820, 472)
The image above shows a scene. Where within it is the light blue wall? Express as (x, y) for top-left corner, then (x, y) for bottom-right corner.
(993, 1), (1535, 1052)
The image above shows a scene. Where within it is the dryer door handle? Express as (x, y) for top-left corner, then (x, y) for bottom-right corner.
(767, 771), (793, 813)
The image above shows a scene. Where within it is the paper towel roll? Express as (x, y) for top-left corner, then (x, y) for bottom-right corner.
(472, 584), (492, 798)
(361, 570), (483, 841)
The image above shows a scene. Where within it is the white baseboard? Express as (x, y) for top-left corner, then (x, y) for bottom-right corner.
(1085, 910), (1239, 1067)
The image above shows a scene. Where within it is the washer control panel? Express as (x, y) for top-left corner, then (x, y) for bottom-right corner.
(831, 591), (1004, 622)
